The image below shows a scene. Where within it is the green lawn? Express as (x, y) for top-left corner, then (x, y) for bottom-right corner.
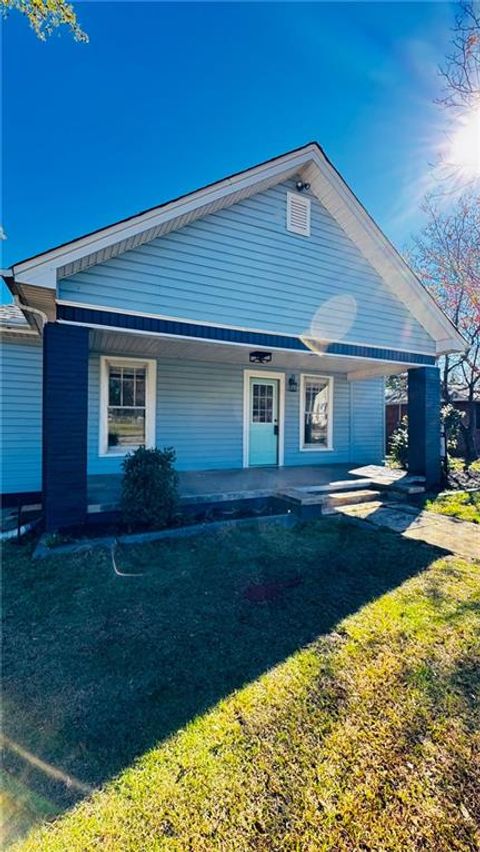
(425, 490), (480, 524)
(2, 520), (479, 850)
(448, 457), (480, 474)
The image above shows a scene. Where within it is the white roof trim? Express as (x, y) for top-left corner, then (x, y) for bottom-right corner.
(9, 142), (466, 354)
(302, 153), (465, 355)
(12, 147), (315, 285)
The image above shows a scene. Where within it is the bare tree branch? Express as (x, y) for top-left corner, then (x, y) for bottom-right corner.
(438, 2), (480, 110)
(408, 193), (480, 457)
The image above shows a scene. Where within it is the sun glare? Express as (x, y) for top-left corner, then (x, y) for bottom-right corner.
(447, 108), (480, 179)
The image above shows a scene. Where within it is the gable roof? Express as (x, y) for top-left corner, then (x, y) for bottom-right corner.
(4, 142), (465, 355)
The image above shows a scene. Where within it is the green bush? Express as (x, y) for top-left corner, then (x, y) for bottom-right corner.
(121, 446), (179, 530)
(389, 406), (466, 473)
(389, 415), (409, 469)
(441, 403), (464, 456)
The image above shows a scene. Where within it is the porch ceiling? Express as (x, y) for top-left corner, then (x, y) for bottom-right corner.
(89, 328), (414, 379)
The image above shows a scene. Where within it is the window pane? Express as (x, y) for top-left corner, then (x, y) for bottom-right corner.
(122, 377), (134, 406)
(108, 407), (145, 448)
(304, 379), (329, 446)
(109, 374), (121, 406)
(108, 364), (147, 408)
(135, 370), (146, 406)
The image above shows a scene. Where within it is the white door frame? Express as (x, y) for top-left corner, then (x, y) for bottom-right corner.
(243, 370), (285, 468)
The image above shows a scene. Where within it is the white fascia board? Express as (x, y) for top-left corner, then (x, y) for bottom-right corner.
(12, 146), (317, 287)
(435, 337), (468, 356)
(14, 265), (57, 288)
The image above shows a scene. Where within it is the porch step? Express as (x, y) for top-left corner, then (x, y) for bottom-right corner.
(388, 482), (426, 495)
(322, 489), (382, 514)
(294, 478), (375, 494)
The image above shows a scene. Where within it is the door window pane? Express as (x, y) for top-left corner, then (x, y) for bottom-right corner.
(252, 383), (273, 423)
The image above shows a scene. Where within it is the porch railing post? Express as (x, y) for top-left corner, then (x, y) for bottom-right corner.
(43, 323), (89, 531)
(407, 366), (441, 488)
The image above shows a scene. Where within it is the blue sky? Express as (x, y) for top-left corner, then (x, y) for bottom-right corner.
(2, 1), (458, 300)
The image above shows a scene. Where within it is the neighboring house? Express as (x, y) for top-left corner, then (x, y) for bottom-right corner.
(0, 143), (465, 530)
(386, 386), (480, 456)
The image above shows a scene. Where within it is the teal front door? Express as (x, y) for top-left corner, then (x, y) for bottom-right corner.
(249, 378), (279, 466)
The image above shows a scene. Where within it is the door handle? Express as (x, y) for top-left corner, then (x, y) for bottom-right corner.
(274, 424), (279, 436)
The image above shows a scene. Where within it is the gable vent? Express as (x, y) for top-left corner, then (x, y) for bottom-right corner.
(286, 191), (311, 236)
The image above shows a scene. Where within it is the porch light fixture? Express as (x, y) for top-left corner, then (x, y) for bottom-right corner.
(249, 351), (272, 364)
(288, 374), (298, 392)
(295, 180), (310, 192)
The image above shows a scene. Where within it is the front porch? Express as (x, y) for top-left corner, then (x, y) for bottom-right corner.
(42, 322), (441, 531)
(87, 463), (422, 512)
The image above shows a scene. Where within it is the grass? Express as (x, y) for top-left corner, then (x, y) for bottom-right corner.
(448, 457), (480, 474)
(425, 490), (480, 524)
(2, 520), (479, 850)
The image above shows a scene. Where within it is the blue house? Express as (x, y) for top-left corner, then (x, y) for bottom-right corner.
(1, 143), (465, 530)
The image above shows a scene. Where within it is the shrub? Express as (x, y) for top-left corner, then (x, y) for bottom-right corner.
(389, 407), (465, 473)
(389, 415), (409, 469)
(441, 403), (464, 456)
(121, 446), (179, 530)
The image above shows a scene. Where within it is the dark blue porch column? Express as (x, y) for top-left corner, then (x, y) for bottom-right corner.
(43, 323), (89, 531)
(407, 366), (441, 487)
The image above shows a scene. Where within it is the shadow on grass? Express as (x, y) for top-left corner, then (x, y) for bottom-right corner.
(2, 518), (443, 843)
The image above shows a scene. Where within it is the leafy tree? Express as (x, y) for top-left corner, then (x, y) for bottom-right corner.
(385, 373), (407, 396)
(1, 0), (88, 41)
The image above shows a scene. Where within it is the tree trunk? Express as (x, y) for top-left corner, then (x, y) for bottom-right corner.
(466, 399), (479, 460)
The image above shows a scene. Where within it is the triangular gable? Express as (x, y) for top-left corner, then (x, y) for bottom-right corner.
(7, 143), (465, 354)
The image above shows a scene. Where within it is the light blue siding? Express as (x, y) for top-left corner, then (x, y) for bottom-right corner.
(350, 378), (386, 464)
(88, 356), (244, 474)
(87, 354), (382, 475)
(60, 179), (436, 355)
(1, 338), (43, 494)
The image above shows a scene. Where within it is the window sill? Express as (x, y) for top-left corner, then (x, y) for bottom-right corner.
(299, 446), (334, 452)
(99, 447), (141, 458)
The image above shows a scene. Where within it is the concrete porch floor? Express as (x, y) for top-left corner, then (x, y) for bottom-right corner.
(87, 463), (413, 510)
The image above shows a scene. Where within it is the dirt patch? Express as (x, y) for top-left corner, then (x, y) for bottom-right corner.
(244, 575), (302, 602)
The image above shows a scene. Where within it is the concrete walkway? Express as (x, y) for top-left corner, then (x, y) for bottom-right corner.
(335, 500), (480, 561)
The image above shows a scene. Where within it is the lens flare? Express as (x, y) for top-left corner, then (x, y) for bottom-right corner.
(447, 108), (480, 180)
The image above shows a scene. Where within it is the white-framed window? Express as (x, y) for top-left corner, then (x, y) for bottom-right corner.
(299, 374), (333, 451)
(99, 356), (156, 456)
